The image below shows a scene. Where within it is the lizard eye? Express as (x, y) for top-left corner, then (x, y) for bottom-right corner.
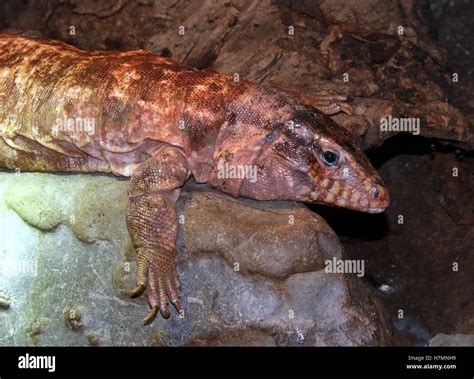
(321, 150), (339, 167)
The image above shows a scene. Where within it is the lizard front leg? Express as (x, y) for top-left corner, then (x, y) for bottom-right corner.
(126, 146), (190, 325)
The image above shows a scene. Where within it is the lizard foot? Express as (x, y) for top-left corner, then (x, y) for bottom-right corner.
(131, 248), (183, 325)
(303, 93), (353, 115)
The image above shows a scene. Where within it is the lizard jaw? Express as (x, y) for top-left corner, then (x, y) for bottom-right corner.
(308, 180), (390, 213)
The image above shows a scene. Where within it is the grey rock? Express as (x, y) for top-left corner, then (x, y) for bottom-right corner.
(0, 172), (401, 346)
(429, 334), (474, 347)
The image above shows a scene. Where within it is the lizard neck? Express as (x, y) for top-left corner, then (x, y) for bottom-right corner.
(203, 84), (295, 196)
(181, 78), (256, 185)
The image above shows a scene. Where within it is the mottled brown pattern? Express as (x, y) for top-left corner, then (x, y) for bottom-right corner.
(0, 33), (246, 176)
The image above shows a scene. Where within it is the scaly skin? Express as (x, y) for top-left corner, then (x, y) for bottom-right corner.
(0, 34), (389, 324)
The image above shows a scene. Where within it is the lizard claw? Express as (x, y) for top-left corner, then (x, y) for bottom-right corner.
(143, 306), (160, 326)
(131, 284), (146, 298)
(172, 300), (185, 317)
(131, 248), (183, 324)
(335, 102), (353, 115)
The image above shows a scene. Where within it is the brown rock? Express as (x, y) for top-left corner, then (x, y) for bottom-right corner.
(180, 191), (340, 278)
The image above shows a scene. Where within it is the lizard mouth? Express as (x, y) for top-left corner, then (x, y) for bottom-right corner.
(309, 181), (390, 213)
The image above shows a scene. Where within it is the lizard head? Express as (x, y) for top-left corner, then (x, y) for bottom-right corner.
(238, 103), (390, 213)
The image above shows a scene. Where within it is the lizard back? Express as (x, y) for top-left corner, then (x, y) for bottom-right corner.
(0, 33), (240, 176)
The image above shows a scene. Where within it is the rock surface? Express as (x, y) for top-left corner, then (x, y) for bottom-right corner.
(0, 172), (401, 346)
(429, 334), (474, 347)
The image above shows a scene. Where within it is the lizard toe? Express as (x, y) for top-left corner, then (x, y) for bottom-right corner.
(166, 274), (184, 316)
(143, 306), (159, 326)
(157, 273), (171, 318)
(144, 265), (166, 322)
(131, 250), (149, 298)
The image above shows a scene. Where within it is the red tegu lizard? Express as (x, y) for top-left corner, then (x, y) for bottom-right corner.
(0, 34), (389, 325)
